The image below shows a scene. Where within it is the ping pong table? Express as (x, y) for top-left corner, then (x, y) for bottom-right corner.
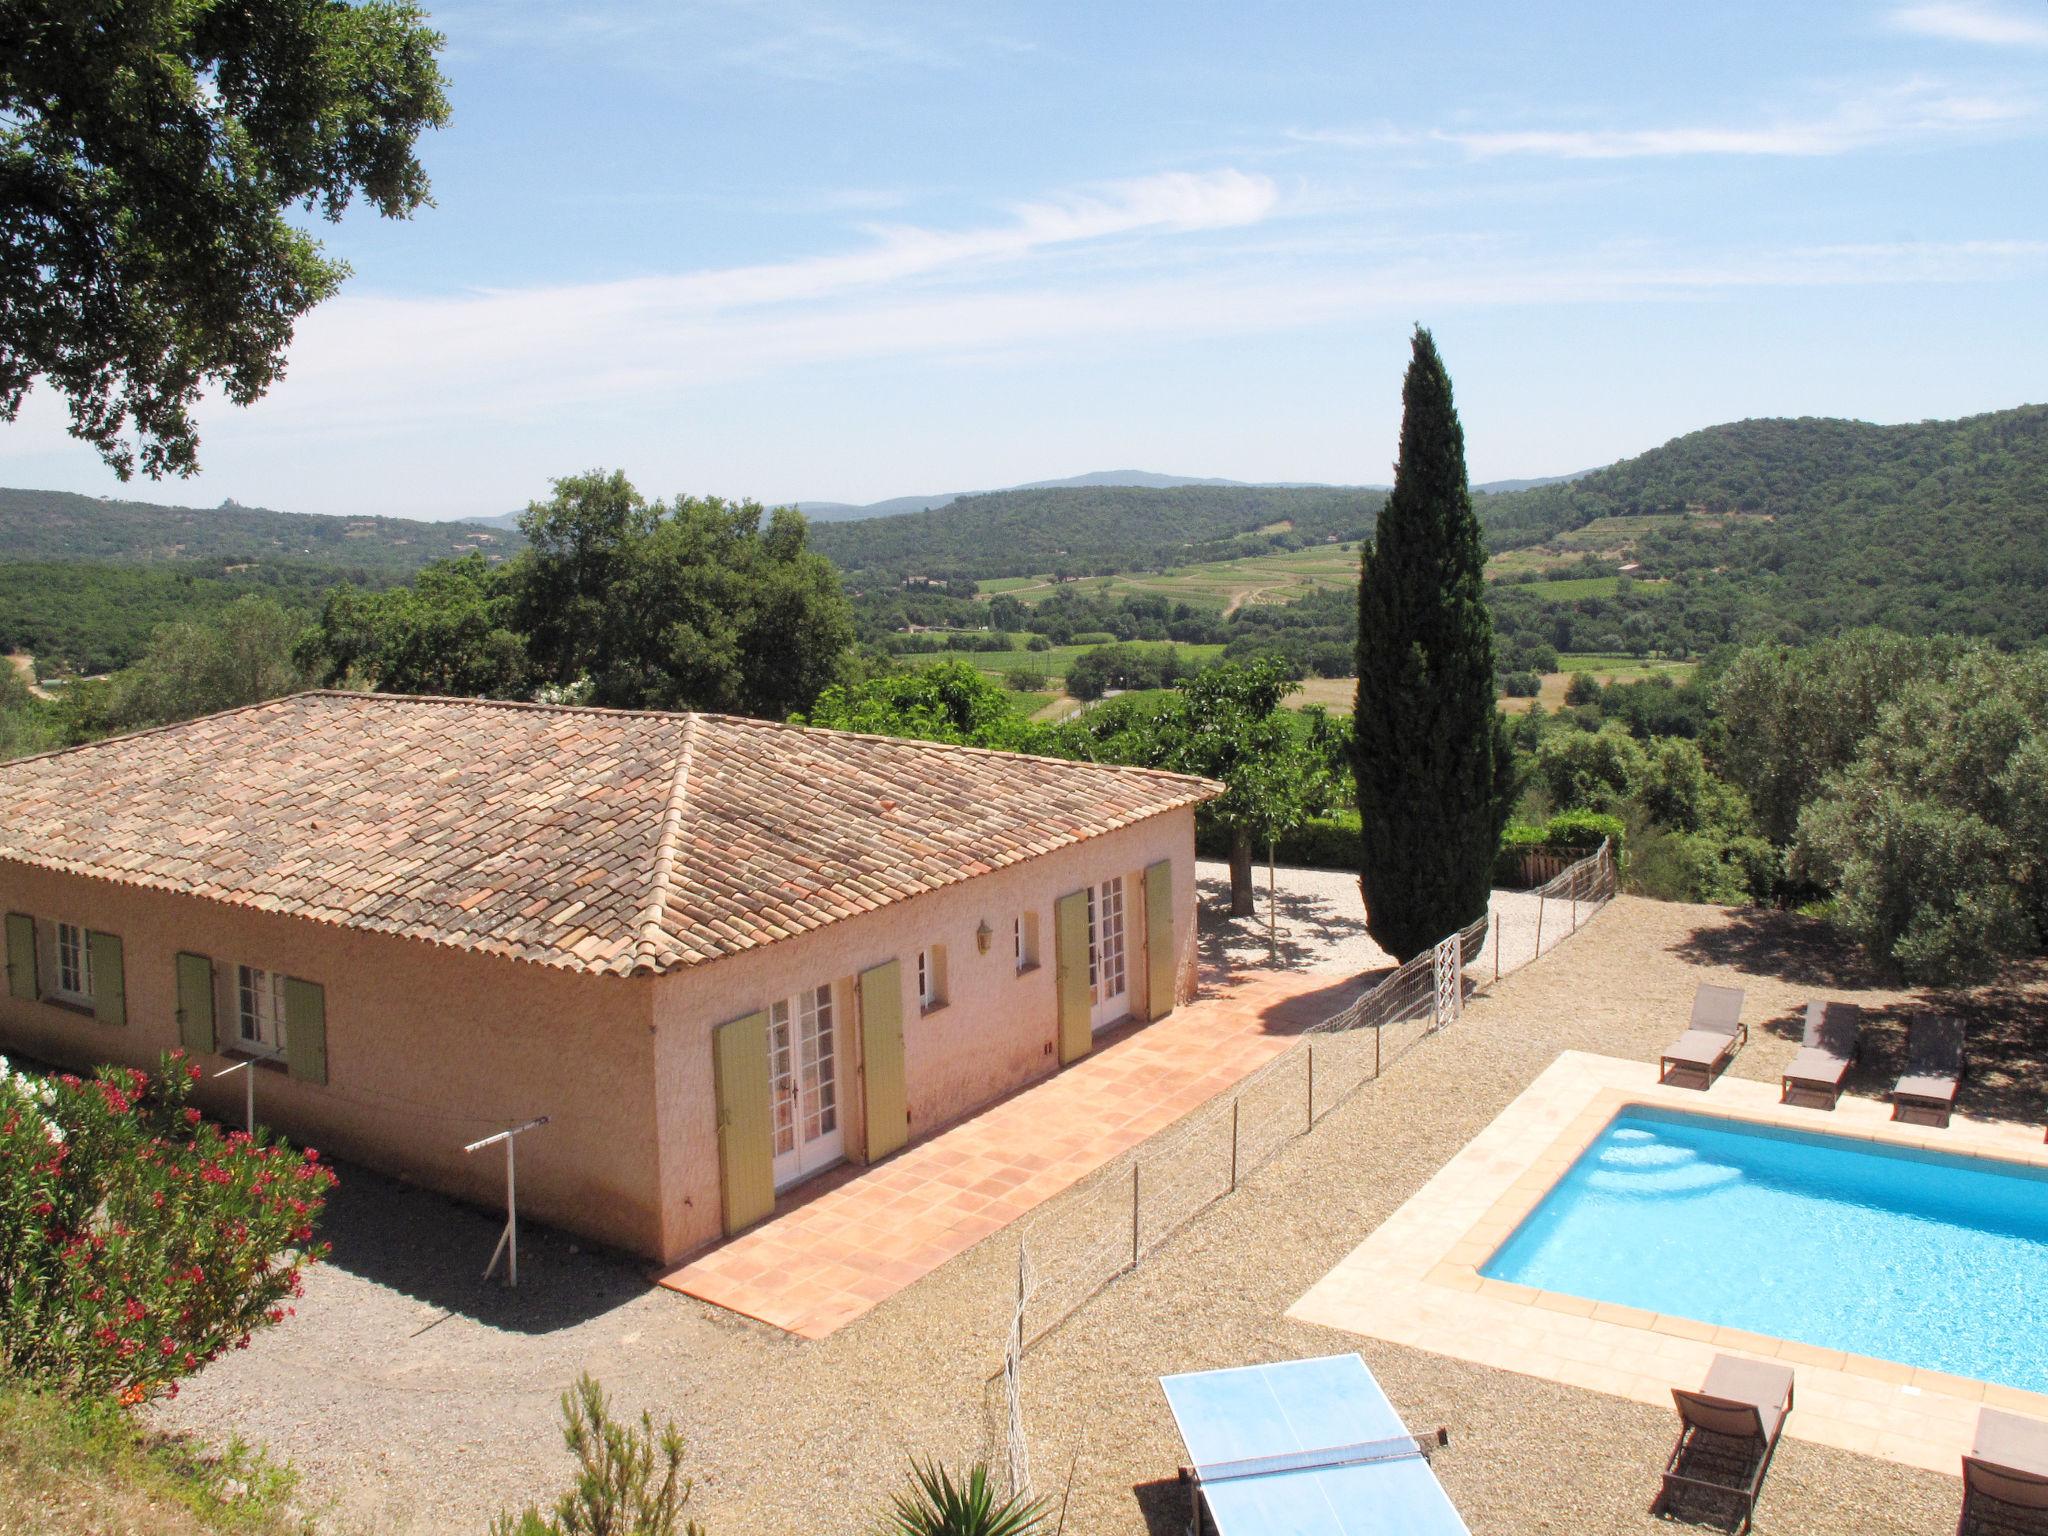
(1160, 1353), (1470, 1536)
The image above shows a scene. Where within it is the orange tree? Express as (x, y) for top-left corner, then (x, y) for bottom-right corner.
(0, 1050), (334, 1404)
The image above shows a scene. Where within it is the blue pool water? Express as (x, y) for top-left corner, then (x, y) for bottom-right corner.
(1481, 1107), (2048, 1392)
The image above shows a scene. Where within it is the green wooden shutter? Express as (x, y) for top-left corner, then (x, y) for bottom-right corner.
(176, 952), (216, 1053)
(88, 931), (125, 1026)
(859, 961), (908, 1162)
(282, 977), (327, 1085)
(1144, 859), (1176, 1022)
(4, 913), (35, 1001)
(713, 1011), (775, 1236)
(1054, 889), (1092, 1065)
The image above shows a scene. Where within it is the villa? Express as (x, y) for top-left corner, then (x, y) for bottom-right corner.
(0, 691), (1213, 1262)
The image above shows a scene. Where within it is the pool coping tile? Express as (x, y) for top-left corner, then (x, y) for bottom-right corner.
(1287, 1050), (2048, 1477)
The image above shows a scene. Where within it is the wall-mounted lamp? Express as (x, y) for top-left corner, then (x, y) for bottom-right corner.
(976, 920), (993, 955)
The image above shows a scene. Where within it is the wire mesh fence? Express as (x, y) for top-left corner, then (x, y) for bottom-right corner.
(1001, 841), (1616, 1499)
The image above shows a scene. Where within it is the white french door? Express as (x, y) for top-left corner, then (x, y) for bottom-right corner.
(1088, 876), (1129, 1031)
(769, 984), (844, 1189)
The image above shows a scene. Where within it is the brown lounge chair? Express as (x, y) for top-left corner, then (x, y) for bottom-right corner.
(1891, 1016), (1967, 1128)
(1780, 1001), (1864, 1110)
(1960, 1407), (2048, 1534)
(1659, 984), (1747, 1090)
(1656, 1354), (1794, 1534)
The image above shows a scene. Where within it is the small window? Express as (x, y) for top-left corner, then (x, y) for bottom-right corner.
(236, 964), (288, 1057)
(917, 945), (947, 1013)
(54, 922), (93, 1003)
(1014, 912), (1040, 973)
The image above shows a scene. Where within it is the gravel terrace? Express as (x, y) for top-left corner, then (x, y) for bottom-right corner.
(152, 886), (2048, 1536)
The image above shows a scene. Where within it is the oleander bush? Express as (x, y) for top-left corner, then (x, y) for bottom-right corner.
(0, 1051), (334, 1406)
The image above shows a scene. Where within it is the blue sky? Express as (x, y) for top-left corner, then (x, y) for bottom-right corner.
(5, 0), (2046, 518)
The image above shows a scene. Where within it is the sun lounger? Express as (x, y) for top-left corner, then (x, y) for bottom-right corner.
(1657, 1354), (1795, 1534)
(1780, 1001), (1863, 1110)
(1891, 1016), (1966, 1128)
(1659, 984), (1747, 1089)
(1961, 1407), (2048, 1534)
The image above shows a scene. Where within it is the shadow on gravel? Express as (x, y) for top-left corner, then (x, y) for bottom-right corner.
(1674, 909), (2048, 1127)
(1668, 906), (1889, 991)
(318, 1155), (647, 1334)
(1131, 1475), (1192, 1534)
(1196, 872), (1371, 977)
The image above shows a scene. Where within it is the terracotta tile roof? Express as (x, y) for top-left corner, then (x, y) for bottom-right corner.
(0, 692), (1216, 977)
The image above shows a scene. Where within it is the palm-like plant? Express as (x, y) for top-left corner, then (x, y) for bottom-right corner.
(875, 1459), (1053, 1536)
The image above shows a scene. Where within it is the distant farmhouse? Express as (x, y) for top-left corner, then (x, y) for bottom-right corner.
(0, 693), (1212, 1261)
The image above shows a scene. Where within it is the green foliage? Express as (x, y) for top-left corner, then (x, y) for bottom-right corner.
(0, 657), (63, 760)
(799, 661), (1048, 752)
(1709, 630), (1960, 843)
(81, 595), (312, 734)
(516, 473), (855, 718)
(1501, 670), (1541, 698)
(0, 487), (518, 572)
(0, 561), (344, 675)
(1354, 328), (1512, 959)
(1197, 809), (1362, 870)
(301, 555), (528, 697)
(0, 2), (450, 476)
(0, 1052), (334, 1406)
(491, 1375), (702, 1536)
(812, 483), (1380, 587)
(1004, 667), (1049, 693)
(872, 1459), (1051, 1536)
(0, 1378), (303, 1535)
(1792, 650), (2048, 984)
(1064, 642), (1195, 701)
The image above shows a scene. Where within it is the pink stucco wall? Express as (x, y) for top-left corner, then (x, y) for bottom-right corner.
(650, 805), (1199, 1260)
(0, 802), (1200, 1266)
(0, 863), (666, 1257)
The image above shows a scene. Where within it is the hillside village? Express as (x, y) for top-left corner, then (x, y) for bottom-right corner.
(4, 5), (2048, 1536)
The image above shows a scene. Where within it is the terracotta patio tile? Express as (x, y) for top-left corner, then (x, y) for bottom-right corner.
(656, 963), (1345, 1336)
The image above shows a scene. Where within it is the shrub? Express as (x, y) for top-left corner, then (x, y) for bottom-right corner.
(1501, 670), (1541, 698)
(1197, 810), (1359, 871)
(1004, 668), (1049, 693)
(491, 1375), (702, 1536)
(874, 1459), (1051, 1536)
(1069, 631), (1116, 646)
(1563, 670), (1602, 707)
(0, 1052), (334, 1406)
(1544, 807), (1625, 852)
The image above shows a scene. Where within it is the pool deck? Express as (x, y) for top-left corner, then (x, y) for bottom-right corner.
(1290, 1049), (2048, 1476)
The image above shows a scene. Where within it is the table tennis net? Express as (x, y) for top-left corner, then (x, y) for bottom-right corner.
(1194, 1434), (1433, 1486)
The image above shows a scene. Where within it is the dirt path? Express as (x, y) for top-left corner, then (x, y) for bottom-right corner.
(5, 654), (51, 700)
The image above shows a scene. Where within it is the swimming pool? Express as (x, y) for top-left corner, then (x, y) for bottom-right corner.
(1481, 1106), (2048, 1392)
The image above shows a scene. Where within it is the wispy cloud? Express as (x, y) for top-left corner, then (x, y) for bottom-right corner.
(207, 229), (2047, 448)
(1441, 81), (2034, 159)
(1297, 82), (2037, 165)
(435, 0), (1031, 83)
(1887, 1), (2048, 47)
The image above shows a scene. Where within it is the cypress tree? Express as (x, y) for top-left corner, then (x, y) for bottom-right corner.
(1354, 327), (1512, 960)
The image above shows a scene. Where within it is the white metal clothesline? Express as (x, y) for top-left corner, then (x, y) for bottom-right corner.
(212, 1058), (256, 1134)
(463, 1116), (550, 1287)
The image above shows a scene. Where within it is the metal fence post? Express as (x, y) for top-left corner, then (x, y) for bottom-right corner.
(1306, 1042), (1316, 1129)
(1374, 1022), (1381, 1079)
(1493, 912), (1501, 983)
(1534, 893), (1545, 957)
(1130, 1164), (1141, 1267)
(1229, 1099), (1240, 1192)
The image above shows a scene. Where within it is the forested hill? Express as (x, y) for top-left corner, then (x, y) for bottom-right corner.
(809, 483), (1385, 583)
(0, 487), (520, 574)
(1481, 405), (2048, 550)
(1479, 404), (2048, 646)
